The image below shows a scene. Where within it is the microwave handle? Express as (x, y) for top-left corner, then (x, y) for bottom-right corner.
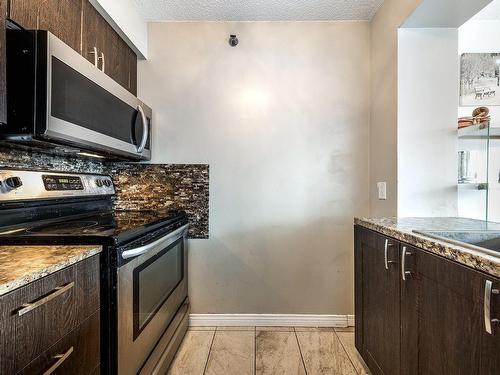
(122, 224), (189, 260)
(137, 105), (149, 153)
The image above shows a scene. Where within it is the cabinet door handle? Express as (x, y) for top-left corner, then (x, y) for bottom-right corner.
(484, 280), (500, 334)
(89, 46), (98, 67)
(17, 282), (74, 316)
(99, 52), (105, 73)
(43, 346), (74, 375)
(384, 239), (395, 270)
(401, 246), (412, 281)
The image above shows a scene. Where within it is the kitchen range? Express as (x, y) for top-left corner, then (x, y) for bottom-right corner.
(0, 169), (190, 374)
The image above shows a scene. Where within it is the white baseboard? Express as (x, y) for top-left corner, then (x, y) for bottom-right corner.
(189, 314), (355, 328)
(347, 315), (355, 327)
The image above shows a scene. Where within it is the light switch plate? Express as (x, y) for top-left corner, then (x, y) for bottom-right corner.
(377, 182), (387, 200)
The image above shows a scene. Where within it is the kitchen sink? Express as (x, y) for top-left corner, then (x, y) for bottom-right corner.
(414, 230), (500, 256)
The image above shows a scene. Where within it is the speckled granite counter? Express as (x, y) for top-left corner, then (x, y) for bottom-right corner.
(0, 245), (102, 296)
(354, 217), (500, 278)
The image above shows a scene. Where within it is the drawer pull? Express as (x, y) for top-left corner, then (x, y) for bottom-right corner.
(17, 282), (75, 317)
(484, 280), (500, 335)
(43, 346), (74, 375)
(384, 239), (396, 270)
(401, 247), (412, 281)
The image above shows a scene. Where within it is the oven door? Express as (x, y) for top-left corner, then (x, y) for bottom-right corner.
(43, 31), (151, 160)
(117, 224), (189, 375)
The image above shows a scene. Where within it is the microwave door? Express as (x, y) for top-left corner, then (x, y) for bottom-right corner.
(43, 32), (151, 160)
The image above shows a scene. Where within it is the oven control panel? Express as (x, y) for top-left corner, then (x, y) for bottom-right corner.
(0, 170), (115, 201)
(43, 175), (84, 191)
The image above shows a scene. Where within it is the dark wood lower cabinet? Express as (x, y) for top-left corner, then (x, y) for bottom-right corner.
(355, 226), (500, 375)
(401, 244), (484, 375)
(18, 310), (100, 375)
(0, 255), (100, 374)
(359, 228), (400, 375)
(480, 275), (500, 374)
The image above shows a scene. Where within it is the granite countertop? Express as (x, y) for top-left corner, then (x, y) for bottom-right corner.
(0, 245), (102, 296)
(354, 217), (500, 278)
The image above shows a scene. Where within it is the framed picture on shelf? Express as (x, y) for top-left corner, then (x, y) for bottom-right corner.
(460, 53), (500, 106)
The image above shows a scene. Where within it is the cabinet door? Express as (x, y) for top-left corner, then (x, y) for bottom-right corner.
(10, 0), (81, 53)
(401, 245), (484, 375)
(480, 276), (500, 374)
(102, 25), (130, 90)
(39, 0), (82, 53)
(128, 47), (137, 95)
(82, 0), (137, 94)
(8, 0), (38, 29)
(81, 0), (105, 66)
(359, 227), (401, 375)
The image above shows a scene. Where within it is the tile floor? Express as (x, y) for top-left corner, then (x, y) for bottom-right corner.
(167, 326), (370, 375)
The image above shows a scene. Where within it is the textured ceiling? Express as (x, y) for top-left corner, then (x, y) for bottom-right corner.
(471, 0), (500, 20)
(132, 0), (384, 21)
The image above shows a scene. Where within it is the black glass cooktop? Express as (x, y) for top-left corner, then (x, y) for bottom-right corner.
(0, 208), (188, 246)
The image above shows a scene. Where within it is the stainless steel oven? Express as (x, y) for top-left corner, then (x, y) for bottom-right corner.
(3, 27), (152, 160)
(117, 223), (189, 375)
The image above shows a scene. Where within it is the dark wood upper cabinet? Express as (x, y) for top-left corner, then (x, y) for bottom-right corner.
(358, 228), (401, 375)
(81, 0), (105, 66)
(356, 226), (500, 375)
(81, 0), (137, 94)
(9, 0), (138, 95)
(8, 0), (38, 30)
(38, 0), (82, 53)
(103, 24), (131, 92)
(10, 0), (82, 53)
(128, 46), (137, 95)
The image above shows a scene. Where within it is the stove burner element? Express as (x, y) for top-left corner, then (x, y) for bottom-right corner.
(27, 221), (99, 234)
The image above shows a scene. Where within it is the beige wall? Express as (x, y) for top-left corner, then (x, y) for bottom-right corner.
(139, 22), (370, 314)
(369, 0), (422, 216)
(397, 28), (459, 217)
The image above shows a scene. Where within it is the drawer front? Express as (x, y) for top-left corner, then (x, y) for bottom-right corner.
(19, 310), (100, 375)
(0, 255), (100, 374)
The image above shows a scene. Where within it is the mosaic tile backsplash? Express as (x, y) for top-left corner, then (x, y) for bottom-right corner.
(0, 146), (209, 238)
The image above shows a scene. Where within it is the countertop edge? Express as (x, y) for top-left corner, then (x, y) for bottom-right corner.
(354, 217), (500, 279)
(0, 246), (102, 297)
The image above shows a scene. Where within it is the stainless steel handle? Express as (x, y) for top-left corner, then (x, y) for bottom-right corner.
(43, 346), (74, 375)
(384, 239), (389, 269)
(401, 247), (412, 281)
(484, 280), (500, 334)
(17, 282), (75, 316)
(89, 46), (98, 67)
(122, 224), (189, 260)
(384, 239), (395, 270)
(99, 51), (105, 73)
(136, 105), (149, 153)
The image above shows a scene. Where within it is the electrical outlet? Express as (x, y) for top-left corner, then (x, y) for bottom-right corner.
(377, 182), (387, 200)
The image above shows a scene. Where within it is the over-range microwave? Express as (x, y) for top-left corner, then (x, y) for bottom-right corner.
(2, 26), (152, 160)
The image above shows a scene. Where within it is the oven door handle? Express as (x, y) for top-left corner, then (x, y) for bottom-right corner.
(121, 224), (189, 260)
